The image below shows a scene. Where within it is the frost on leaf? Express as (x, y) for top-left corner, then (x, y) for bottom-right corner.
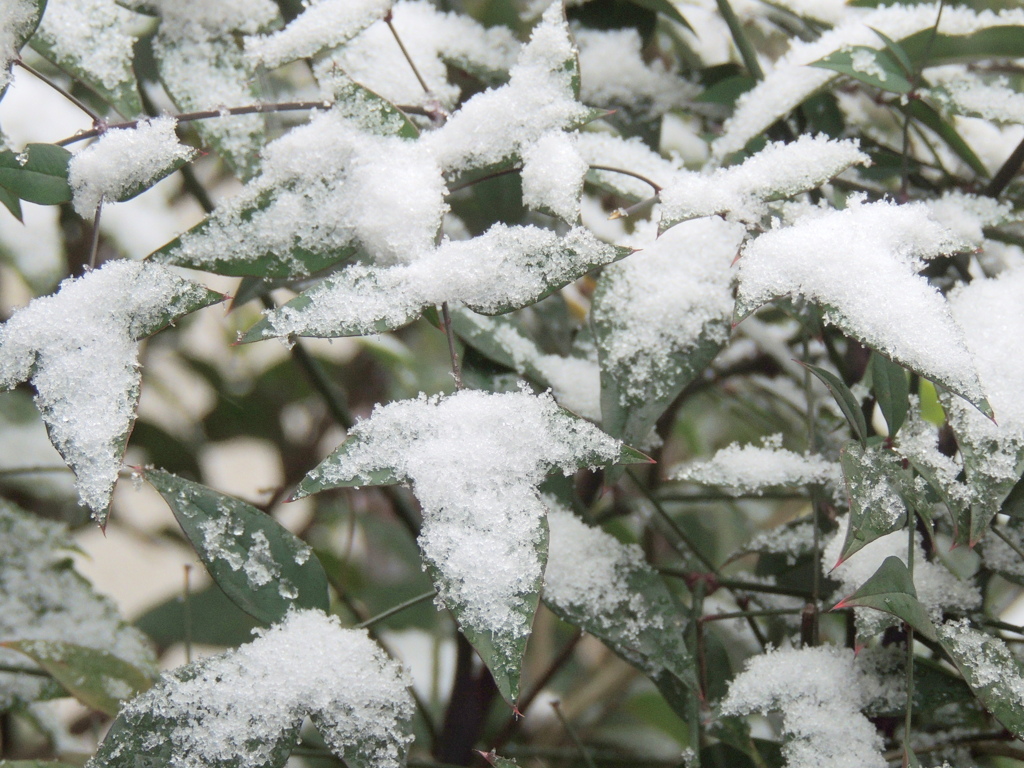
(90, 610), (414, 768)
(69, 117), (196, 217)
(943, 266), (1024, 545)
(0, 0), (42, 93)
(0, 260), (223, 521)
(672, 434), (840, 496)
(246, 224), (625, 341)
(659, 136), (869, 229)
(735, 198), (989, 413)
(721, 645), (887, 768)
(835, 441), (909, 563)
(0, 500), (156, 712)
(244, 0), (393, 70)
(294, 389), (630, 703)
(594, 217), (743, 447)
(932, 75), (1024, 126)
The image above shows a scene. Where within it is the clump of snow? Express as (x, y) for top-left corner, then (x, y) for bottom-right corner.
(423, 3), (589, 173)
(0, 0), (38, 91)
(596, 217), (744, 403)
(245, 0), (393, 70)
(255, 224), (619, 338)
(301, 390), (623, 664)
(0, 500), (155, 711)
(721, 645), (887, 768)
(934, 75), (1024, 125)
(0, 260), (218, 516)
(736, 197), (986, 409)
(100, 610), (413, 768)
(521, 131), (587, 222)
(924, 190), (1012, 247)
(661, 136), (869, 226)
(673, 434), (840, 495)
(69, 118), (195, 217)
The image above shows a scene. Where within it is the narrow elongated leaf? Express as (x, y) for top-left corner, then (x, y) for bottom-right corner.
(811, 46), (913, 94)
(0, 185), (22, 220)
(870, 27), (914, 77)
(836, 442), (909, 564)
(2, 640), (153, 716)
(144, 469), (329, 625)
(871, 352), (909, 436)
(831, 556), (937, 641)
(908, 99), (988, 178)
(629, 0), (693, 31)
(801, 363), (869, 447)
(0, 144), (72, 205)
(902, 26), (1024, 67)
(938, 619), (1024, 739)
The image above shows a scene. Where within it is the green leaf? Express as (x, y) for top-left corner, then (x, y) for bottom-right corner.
(938, 620), (1024, 739)
(835, 442), (909, 564)
(0, 144), (72, 205)
(478, 753), (521, 768)
(831, 555), (937, 642)
(143, 469), (330, 625)
(869, 27), (914, 77)
(2, 640), (153, 716)
(0, 185), (23, 220)
(908, 98), (988, 178)
(329, 77), (420, 140)
(629, 0), (693, 31)
(871, 351), (909, 436)
(134, 582), (260, 650)
(695, 74), (755, 105)
(1003, 471), (1024, 520)
(801, 362), (869, 447)
(901, 26), (1024, 68)
(811, 46), (913, 94)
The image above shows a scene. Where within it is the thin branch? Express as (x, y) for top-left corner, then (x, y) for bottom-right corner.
(440, 302), (463, 390)
(627, 469), (717, 573)
(588, 165), (663, 194)
(355, 590), (436, 630)
(551, 701), (597, 768)
(715, 0), (764, 80)
(448, 165), (522, 193)
(701, 608), (803, 622)
(87, 203), (103, 271)
(385, 11), (431, 95)
(15, 58), (103, 124)
(986, 135), (1024, 198)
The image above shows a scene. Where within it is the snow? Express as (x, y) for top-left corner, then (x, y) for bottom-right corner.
(0, 0), (37, 91)
(520, 131), (587, 222)
(673, 434), (840, 495)
(660, 135), (869, 226)
(107, 610), (413, 768)
(0, 500), (155, 711)
(925, 190), (1011, 247)
(245, 0), (393, 70)
(0, 260), (217, 516)
(299, 389), (623, 664)
(936, 76), (1024, 125)
(939, 618), (1024, 711)
(721, 645), (887, 768)
(736, 198), (987, 409)
(254, 224), (619, 339)
(596, 217), (744, 403)
(69, 117), (195, 217)
(576, 131), (682, 200)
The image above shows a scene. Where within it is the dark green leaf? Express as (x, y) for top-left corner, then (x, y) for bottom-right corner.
(811, 46), (913, 94)
(478, 754), (521, 768)
(2, 639), (153, 716)
(0, 185), (23, 220)
(629, 0), (693, 31)
(902, 26), (1024, 68)
(0, 144), (72, 205)
(135, 582), (260, 650)
(836, 442), (909, 564)
(831, 556), (937, 641)
(328, 77), (420, 140)
(695, 74), (755, 104)
(869, 27), (914, 77)
(28, 36), (142, 119)
(143, 469), (330, 625)
(871, 351), (909, 436)
(801, 362), (869, 447)
(908, 98), (988, 178)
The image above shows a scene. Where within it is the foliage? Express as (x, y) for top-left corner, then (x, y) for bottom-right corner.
(1, 1), (1024, 768)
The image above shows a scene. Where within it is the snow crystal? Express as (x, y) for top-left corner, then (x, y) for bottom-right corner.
(545, 504), (665, 653)
(245, 0), (393, 70)
(721, 645), (887, 768)
(660, 135), (868, 226)
(673, 434), (839, 495)
(576, 131), (682, 200)
(104, 610), (413, 768)
(0, 0), (37, 91)
(422, 3), (589, 173)
(925, 190), (1012, 247)
(256, 224), (619, 338)
(69, 117), (195, 217)
(0, 260), (216, 515)
(313, 0), (519, 110)
(521, 131), (587, 222)
(304, 390), (622, 661)
(0, 501), (155, 711)
(596, 217), (743, 403)
(736, 198), (986, 408)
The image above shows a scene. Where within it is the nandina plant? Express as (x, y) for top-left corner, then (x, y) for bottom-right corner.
(0, 1), (1023, 768)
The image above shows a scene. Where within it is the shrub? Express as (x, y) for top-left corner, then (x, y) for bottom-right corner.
(0, 1), (1023, 767)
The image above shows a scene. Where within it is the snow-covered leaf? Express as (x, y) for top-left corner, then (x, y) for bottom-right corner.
(938, 619), (1024, 739)
(659, 136), (869, 230)
(241, 226), (629, 342)
(831, 556), (937, 641)
(811, 46), (912, 94)
(2, 639), (154, 716)
(0, 0), (46, 96)
(801, 362), (869, 447)
(30, 0), (142, 118)
(0, 143), (71, 205)
(594, 218), (742, 448)
(836, 442), (909, 565)
(90, 610), (414, 768)
(293, 390), (637, 704)
(0, 260), (223, 521)
(735, 198), (990, 416)
(871, 352), (909, 437)
(144, 469), (329, 625)
(543, 504), (696, 718)
(0, 500), (156, 713)
(906, 98), (988, 179)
